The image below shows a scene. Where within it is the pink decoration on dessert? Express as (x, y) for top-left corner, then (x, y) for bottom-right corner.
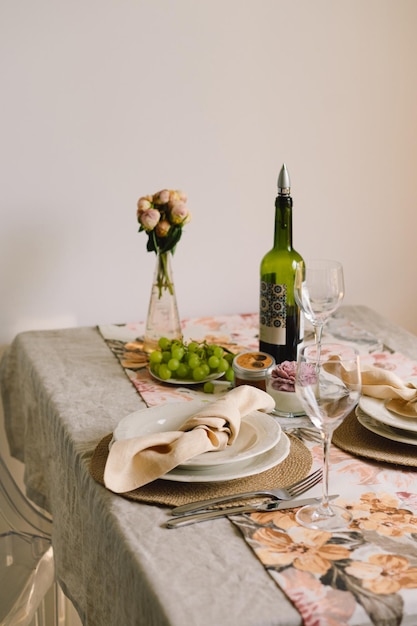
(270, 360), (317, 392)
(270, 361), (297, 392)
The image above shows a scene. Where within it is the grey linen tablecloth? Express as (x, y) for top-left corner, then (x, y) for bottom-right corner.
(0, 325), (301, 626)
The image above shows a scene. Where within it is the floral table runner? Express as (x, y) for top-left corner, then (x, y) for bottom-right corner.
(98, 313), (260, 406)
(98, 314), (417, 626)
(231, 487), (417, 626)
(98, 313), (416, 408)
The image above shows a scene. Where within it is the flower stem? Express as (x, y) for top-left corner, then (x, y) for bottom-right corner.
(157, 252), (174, 298)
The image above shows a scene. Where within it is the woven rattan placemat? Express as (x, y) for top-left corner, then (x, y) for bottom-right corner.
(89, 433), (312, 507)
(333, 410), (417, 468)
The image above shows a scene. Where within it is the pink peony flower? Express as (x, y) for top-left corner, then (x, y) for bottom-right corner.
(136, 197), (152, 215)
(139, 208), (160, 231)
(169, 201), (189, 225)
(154, 189), (170, 205)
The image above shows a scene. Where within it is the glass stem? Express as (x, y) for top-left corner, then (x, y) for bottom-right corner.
(321, 430), (332, 514)
(314, 322), (324, 360)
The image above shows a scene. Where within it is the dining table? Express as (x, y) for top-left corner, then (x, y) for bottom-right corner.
(1, 304), (417, 626)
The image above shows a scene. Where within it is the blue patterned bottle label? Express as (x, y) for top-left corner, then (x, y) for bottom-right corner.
(259, 281), (286, 345)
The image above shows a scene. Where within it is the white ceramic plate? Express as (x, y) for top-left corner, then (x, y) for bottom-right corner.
(356, 406), (417, 446)
(163, 433), (291, 483)
(112, 400), (282, 469)
(113, 400), (207, 441)
(359, 396), (417, 434)
(148, 368), (225, 385)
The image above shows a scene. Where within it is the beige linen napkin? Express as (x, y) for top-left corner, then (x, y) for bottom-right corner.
(385, 397), (417, 417)
(360, 365), (417, 418)
(327, 358), (417, 417)
(360, 366), (417, 402)
(104, 385), (275, 493)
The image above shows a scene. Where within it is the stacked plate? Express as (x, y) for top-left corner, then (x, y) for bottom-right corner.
(112, 400), (290, 483)
(356, 395), (417, 446)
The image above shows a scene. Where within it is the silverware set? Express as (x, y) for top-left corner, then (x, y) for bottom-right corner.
(165, 468), (328, 528)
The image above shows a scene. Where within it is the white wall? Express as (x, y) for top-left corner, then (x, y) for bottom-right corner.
(1, 0), (417, 344)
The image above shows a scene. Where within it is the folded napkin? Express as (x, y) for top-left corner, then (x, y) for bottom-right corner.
(104, 385), (275, 493)
(385, 397), (417, 417)
(360, 365), (417, 402)
(325, 358), (417, 417)
(361, 366), (417, 418)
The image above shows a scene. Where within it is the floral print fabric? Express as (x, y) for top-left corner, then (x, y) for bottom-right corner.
(232, 489), (417, 626)
(98, 314), (417, 408)
(99, 313), (261, 407)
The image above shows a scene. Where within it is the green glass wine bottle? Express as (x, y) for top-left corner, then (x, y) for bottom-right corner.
(259, 163), (304, 363)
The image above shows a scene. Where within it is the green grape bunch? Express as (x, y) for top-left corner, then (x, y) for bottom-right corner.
(149, 337), (235, 390)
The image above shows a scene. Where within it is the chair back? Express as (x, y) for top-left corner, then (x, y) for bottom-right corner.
(0, 453), (58, 626)
(0, 454), (52, 538)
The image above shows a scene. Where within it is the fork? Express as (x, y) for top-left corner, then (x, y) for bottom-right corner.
(170, 467), (323, 516)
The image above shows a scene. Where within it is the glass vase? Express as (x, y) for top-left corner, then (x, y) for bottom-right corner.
(143, 251), (182, 353)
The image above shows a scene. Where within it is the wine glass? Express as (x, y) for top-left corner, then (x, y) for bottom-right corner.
(294, 259), (345, 357)
(295, 343), (361, 531)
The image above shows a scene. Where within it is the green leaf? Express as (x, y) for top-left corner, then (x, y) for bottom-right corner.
(160, 225), (183, 254)
(146, 231), (158, 253)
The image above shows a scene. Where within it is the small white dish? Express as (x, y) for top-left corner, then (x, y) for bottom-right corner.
(265, 381), (305, 418)
(113, 401), (208, 442)
(359, 396), (417, 434)
(267, 389), (305, 418)
(265, 361), (305, 418)
(356, 406), (417, 446)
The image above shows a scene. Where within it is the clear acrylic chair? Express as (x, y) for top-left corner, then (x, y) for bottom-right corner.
(0, 453), (65, 626)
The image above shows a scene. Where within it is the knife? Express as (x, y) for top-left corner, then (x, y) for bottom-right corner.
(164, 495), (338, 528)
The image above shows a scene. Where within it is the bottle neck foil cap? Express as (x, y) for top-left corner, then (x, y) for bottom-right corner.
(277, 163), (291, 196)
